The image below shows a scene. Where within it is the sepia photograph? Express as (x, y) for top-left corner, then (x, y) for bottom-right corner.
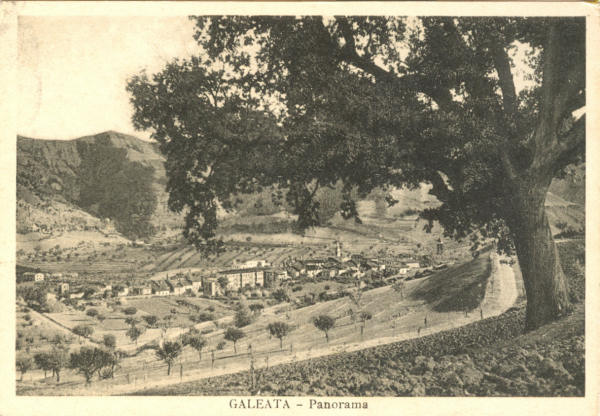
(2, 2), (598, 414)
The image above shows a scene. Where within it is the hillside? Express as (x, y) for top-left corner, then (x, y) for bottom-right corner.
(17, 131), (179, 236)
(129, 240), (584, 397)
(16, 131), (584, 246)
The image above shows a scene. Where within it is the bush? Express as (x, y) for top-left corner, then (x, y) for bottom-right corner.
(191, 312), (215, 323)
(123, 307), (137, 315)
(234, 303), (254, 328)
(86, 308), (99, 317)
(103, 334), (116, 349)
(272, 288), (290, 303)
(72, 324), (94, 338)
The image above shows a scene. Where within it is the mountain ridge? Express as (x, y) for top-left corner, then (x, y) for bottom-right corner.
(16, 130), (585, 239)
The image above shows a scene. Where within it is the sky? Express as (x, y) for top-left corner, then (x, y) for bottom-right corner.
(18, 16), (199, 141)
(17, 16), (539, 142)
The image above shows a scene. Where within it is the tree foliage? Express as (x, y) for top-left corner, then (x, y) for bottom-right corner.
(267, 321), (292, 349)
(143, 315), (159, 327)
(103, 334), (117, 349)
(182, 330), (208, 360)
(72, 324), (94, 338)
(234, 301), (254, 328)
(313, 314), (336, 342)
(16, 354), (33, 381)
(224, 327), (245, 353)
(128, 16), (585, 330)
(126, 325), (146, 346)
(69, 347), (115, 384)
(155, 341), (182, 375)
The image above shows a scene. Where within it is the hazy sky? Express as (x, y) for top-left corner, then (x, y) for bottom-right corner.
(18, 16), (538, 142)
(18, 16), (199, 141)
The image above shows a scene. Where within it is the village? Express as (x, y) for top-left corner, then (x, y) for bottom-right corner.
(17, 240), (433, 304)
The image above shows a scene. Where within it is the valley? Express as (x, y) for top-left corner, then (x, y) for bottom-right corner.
(15, 131), (585, 397)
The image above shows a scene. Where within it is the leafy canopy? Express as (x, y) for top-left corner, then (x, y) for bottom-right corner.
(127, 17), (584, 253)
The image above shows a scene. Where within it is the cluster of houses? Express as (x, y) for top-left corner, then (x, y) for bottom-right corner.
(18, 248), (426, 303)
(283, 255), (389, 280)
(20, 271), (79, 283)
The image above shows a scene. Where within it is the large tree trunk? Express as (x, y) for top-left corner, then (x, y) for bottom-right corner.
(506, 182), (571, 331)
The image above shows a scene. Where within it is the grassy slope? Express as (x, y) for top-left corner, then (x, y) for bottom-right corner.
(132, 240), (584, 397)
(411, 254), (491, 312)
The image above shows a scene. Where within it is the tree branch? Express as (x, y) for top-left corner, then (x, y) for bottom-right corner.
(490, 39), (517, 120)
(428, 171), (452, 203)
(552, 114), (585, 173)
(333, 17), (456, 112)
(530, 21), (584, 176)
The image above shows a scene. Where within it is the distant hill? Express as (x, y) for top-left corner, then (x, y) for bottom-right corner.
(16, 130), (584, 242)
(17, 131), (179, 236)
(17, 130), (165, 201)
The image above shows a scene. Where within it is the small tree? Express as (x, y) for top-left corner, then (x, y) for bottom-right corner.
(267, 321), (292, 349)
(217, 276), (230, 294)
(126, 325), (145, 346)
(183, 332), (208, 361)
(86, 308), (99, 318)
(72, 324), (94, 340)
(70, 347), (103, 384)
(155, 341), (182, 375)
(359, 311), (372, 338)
(249, 303), (264, 314)
(103, 334), (117, 349)
(125, 317), (140, 327)
(96, 314), (106, 323)
(47, 348), (68, 382)
(123, 307), (137, 316)
(94, 348), (120, 379)
(16, 354), (33, 381)
(234, 302), (253, 328)
(34, 352), (52, 378)
(224, 327), (245, 353)
(162, 314), (174, 329)
(313, 315), (335, 343)
(142, 315), (158, 327)
(272, 288), (290, 303)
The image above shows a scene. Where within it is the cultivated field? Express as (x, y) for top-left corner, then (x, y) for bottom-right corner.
(17, 253), (505, 395)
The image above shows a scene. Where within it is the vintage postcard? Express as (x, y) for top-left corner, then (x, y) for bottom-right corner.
(0, 2), (598, 416)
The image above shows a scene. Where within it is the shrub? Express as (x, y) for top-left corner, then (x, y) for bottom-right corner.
(103, 334), (117, 349)
(72, 324), (94, 338)
(123, 307), (137, 315)
(86, 308), (99, 317)
(272, 288), (290, 303)
(143, 315), (159, 327)
(234, 303), (254, 328)
(191, 312), (215, 323)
